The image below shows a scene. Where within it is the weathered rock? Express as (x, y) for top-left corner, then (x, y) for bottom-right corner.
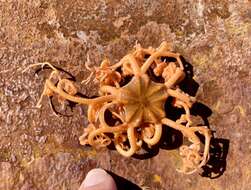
(0, 0), (250, 189)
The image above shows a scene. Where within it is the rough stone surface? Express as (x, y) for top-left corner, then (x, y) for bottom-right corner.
(0, 0), (251, 189)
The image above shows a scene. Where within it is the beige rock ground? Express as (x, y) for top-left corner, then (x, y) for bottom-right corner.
(0, 0), (251, 189)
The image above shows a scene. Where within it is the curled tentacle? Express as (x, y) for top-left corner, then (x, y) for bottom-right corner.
(46, 79), (115, 105)
(162, 118), (211, 174)
(165, 68), (185, 88)
(141, 123), (162, 146)
(173, 99), (192, 125)
(88, 104), (103, 123)
(167, 88), (196, 108)
(115, 126), (140, 157)
(141, 51), (183, 74)
(88, 124), (127, 147)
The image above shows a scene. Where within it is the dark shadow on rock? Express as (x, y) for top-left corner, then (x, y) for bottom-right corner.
(106, 171), (142, 190)
(179, 56), (199, 96)
(133, 143), (159, 159)
(159, 126), (183, 150)
(191, 102), (212, 127)
(35, 64), (76, 81)
(201, 138), (229, 179)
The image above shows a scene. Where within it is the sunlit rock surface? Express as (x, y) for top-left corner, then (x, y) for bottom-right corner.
(0, 0), (250, 189)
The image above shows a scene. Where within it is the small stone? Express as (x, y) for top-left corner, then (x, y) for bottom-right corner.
(76, 31), (88, 43)
(38, 136), (47, 144)
(10, 154), (17, 162)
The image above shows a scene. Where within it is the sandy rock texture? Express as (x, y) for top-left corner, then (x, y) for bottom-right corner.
(0, 0), (251, 189)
